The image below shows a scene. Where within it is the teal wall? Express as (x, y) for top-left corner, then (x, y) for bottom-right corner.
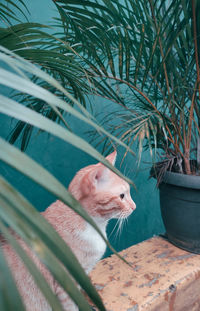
(0, 0), (164, 256)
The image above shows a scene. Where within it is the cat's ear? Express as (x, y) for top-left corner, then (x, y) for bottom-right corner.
(81, 165), (108, 195)
(105, 150), (117, 166)
(92, 151), (117, 188)
(81, 151), (117, 195)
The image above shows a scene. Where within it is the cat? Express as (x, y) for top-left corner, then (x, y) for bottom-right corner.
(2, 150), (136, 311)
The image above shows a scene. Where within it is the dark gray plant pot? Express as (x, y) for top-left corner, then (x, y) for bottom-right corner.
(159, 171), (200, 254)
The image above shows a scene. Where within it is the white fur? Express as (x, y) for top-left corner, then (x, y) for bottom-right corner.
(80, 220), (107, 272)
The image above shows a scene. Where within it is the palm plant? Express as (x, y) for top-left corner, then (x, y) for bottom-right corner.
(0, 0), (100, 150)
(0, 2), (135, 309)
(52, 0), (200, 179)
(0, 46), (135, 310)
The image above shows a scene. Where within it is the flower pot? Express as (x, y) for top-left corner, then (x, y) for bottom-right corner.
(159, 171), (200, 254)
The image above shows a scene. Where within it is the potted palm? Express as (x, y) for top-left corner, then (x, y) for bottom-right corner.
(52, 0), (200, 253)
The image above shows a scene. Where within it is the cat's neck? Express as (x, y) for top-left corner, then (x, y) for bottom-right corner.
(91, 216), (108, 232)
(44, 200), (109, 237)
(87, 216), (108, 242)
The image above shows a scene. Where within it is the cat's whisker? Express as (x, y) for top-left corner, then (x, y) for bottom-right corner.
(109, 216), (121, 238)
(112, 220), (120, 241)
(122, 212), (130, 230)
(114, 213), (125, 241)
(124, 216), (129, 232)
(118, 219), (124, 238)
(116, 218), (122, 236)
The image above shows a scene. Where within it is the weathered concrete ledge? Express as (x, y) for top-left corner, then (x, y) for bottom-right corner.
(90, 236), (200, 311)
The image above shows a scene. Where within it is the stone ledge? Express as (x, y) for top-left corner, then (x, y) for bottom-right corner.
(90, 236), (200, 311)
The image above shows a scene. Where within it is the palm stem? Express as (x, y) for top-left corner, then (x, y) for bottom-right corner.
(148, 0), (171, 100)
(192, 0), (200, 100)
(103, 74), (183, 154)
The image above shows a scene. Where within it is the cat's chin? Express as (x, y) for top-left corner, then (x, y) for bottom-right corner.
(109, 210), (133, 220)
(118, 206), (136, 219)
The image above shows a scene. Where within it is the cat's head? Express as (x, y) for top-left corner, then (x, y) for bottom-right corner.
(68, 151), (136, 220)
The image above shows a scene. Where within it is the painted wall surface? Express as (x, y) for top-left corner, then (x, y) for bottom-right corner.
(0, 0), (164, 256)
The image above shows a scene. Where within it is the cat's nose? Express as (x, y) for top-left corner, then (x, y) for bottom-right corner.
(131, 201), (136, 210)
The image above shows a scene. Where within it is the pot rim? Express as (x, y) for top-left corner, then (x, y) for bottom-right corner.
(161, 171), (200, 189)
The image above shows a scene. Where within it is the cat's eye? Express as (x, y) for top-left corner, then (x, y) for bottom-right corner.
(120, 193), (125, 199)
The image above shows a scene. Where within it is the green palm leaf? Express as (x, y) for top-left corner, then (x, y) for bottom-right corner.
(0, 0), (29, 25)
(55, 0), (200, 169)
(0, 246), (25, 311)
(0, 46), (134, 174)
(0, 196), (92, 311)
(0, 213), (64, 311)
(0, 175), (103, 311)
(0, 47), (135, 310)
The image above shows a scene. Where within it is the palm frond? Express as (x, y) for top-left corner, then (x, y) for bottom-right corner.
(0, 47), (135, 310)
(0, 0), (29, 25)
(0, 245), (25, 311)
(55, 0), (200, 172)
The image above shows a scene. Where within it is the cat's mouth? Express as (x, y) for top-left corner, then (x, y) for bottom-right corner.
(96, 204), (135, 218)
(96, 206), (119, 216)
